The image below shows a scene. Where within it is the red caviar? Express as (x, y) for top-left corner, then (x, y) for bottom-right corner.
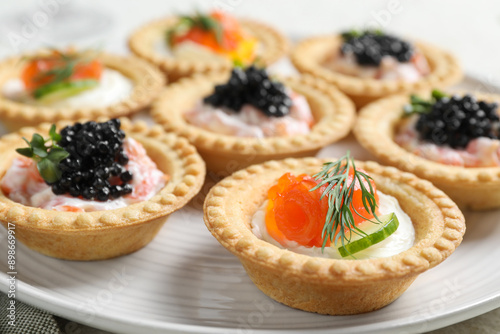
(265, 170), (379, 248)
(21, 51), (102, 91)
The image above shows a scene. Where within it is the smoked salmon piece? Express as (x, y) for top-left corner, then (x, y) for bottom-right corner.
(265, 170), (379, 247)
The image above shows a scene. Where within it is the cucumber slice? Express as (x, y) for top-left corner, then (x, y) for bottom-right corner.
(33, 80), (99, 104)
(337, 213), (399, 258)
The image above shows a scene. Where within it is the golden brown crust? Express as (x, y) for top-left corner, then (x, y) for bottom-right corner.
(354, 91), (500, 210)
(0, 52), (165, 131)
(203, 157), (465, 315)
(151, 72), (356, 176)
(128, 17), (289, 82)
(0, 117), (205, 260)
(291, 35), (463, 108)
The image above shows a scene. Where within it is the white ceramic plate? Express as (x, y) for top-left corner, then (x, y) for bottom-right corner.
(1, 76), (500, 334)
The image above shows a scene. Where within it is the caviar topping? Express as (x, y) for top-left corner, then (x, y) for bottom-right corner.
(21, 49), (102, 102)
(167, 11), (257, 65)
(266, 152), (385, 252)
(341, 30), (414, 66)
(16, 119), (133, 201)
(203, 66), (292, 117)
(404, 90), (500, 148)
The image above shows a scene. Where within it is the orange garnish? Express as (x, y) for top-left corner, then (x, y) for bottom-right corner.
(58, 205), (84, 212)
(168, 11), (257, 64)
(266, 173), (329, 247)
(265, 167), (379, 248)
(21, 50), (102, 92)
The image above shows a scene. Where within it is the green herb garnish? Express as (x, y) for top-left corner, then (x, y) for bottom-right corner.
(166, 12), (224, 47)
(27, 49), (100, 100)
(341, 29), (383, 41)
(16, 125), (69, 184)
(403, 89), (449, 116)
(310, 151), (380, 251)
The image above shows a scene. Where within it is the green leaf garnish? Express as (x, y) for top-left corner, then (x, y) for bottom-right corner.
(309, 151), (381, 252)
(37, 158), (61, 184)
(28, 49), (100, 100)
(403, 89), (449, 117)
(166, 11), (224, 47)
(15, 147), (33, 158)
(341, 29), (383, 41)
(233, 59), (244, 68)
(49, 124), (61, 142)
(16, 125), (69, 184)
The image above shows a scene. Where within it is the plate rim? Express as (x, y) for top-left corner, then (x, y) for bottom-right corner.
(2, 272), (500, 334)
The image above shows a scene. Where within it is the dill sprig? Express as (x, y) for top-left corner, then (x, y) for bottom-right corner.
(310, 152), (380, 251)
(167, 11), (223, 47)
(29, 49), (100, 91)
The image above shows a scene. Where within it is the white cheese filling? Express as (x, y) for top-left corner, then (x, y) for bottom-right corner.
(0, 138), (165, 212)
(324, 51), (430, 82)
(184, 90), (314, 138)
(2, 68), (133, 108)
(155, 40), (227, 63)
(251, 191), (415, 259)
(395, 116), (500, 167)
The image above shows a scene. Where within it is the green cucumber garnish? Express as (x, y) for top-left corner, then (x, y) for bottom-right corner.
(33, 79), (99, 104)
(337, 213), (399, 258)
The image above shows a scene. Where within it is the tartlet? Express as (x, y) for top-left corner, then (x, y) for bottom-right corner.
(203, 157), (465, 315)
(0, 118), (205, 260)
(354, 90), (500, 210)
(151, 72), (356, 176)
(291, 34), (462, 108)
(128, 15), (288, 82)
(0, 50), (165, 131)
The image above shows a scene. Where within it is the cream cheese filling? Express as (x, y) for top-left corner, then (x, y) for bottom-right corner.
(251, 191), (415, 259)
(324, 51), (430, 82)
(2, 68), (133, 108)
(0, 138), (165, 212)
(184, 90), (313, 138)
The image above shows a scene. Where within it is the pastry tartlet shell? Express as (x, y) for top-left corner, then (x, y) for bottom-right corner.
(128, 17), (289, 82)
(0, 51), (165, 131)
(151, 72), (356, 176)
(355, 91), (500, 210)
(203, 158), (465, 315)
(0, 117), (205, 260)
(291, 35), (462, 108)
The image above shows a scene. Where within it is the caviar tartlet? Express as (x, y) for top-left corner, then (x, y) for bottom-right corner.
(128, 10), (288, 81)
(203, 157), (465, 315)
(355, 90), (500, 209)
(0, 49), (165, 131)
(0, 118), (205, 260)
(291, 30), (462, 108)
(151, 68), (356, 176)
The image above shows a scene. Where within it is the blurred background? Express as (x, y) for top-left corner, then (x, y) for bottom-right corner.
(0, 0), (499, 81)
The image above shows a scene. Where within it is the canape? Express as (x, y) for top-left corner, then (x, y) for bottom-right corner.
(151, 66), (356, 176)
(291, 30), (462, 108)
(203, 155), (465, 315)
(355, 89), (500, 209)
(0, 49), (165, 131)
(128, 10), (288, 81)
(0, 118), (205, 260)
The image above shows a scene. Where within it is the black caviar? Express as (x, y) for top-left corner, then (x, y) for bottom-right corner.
(49, 119), (133, 201)
(203, 66), (292, 117)
(415, 94), (500, 148)
(341, 30), (413, 66)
